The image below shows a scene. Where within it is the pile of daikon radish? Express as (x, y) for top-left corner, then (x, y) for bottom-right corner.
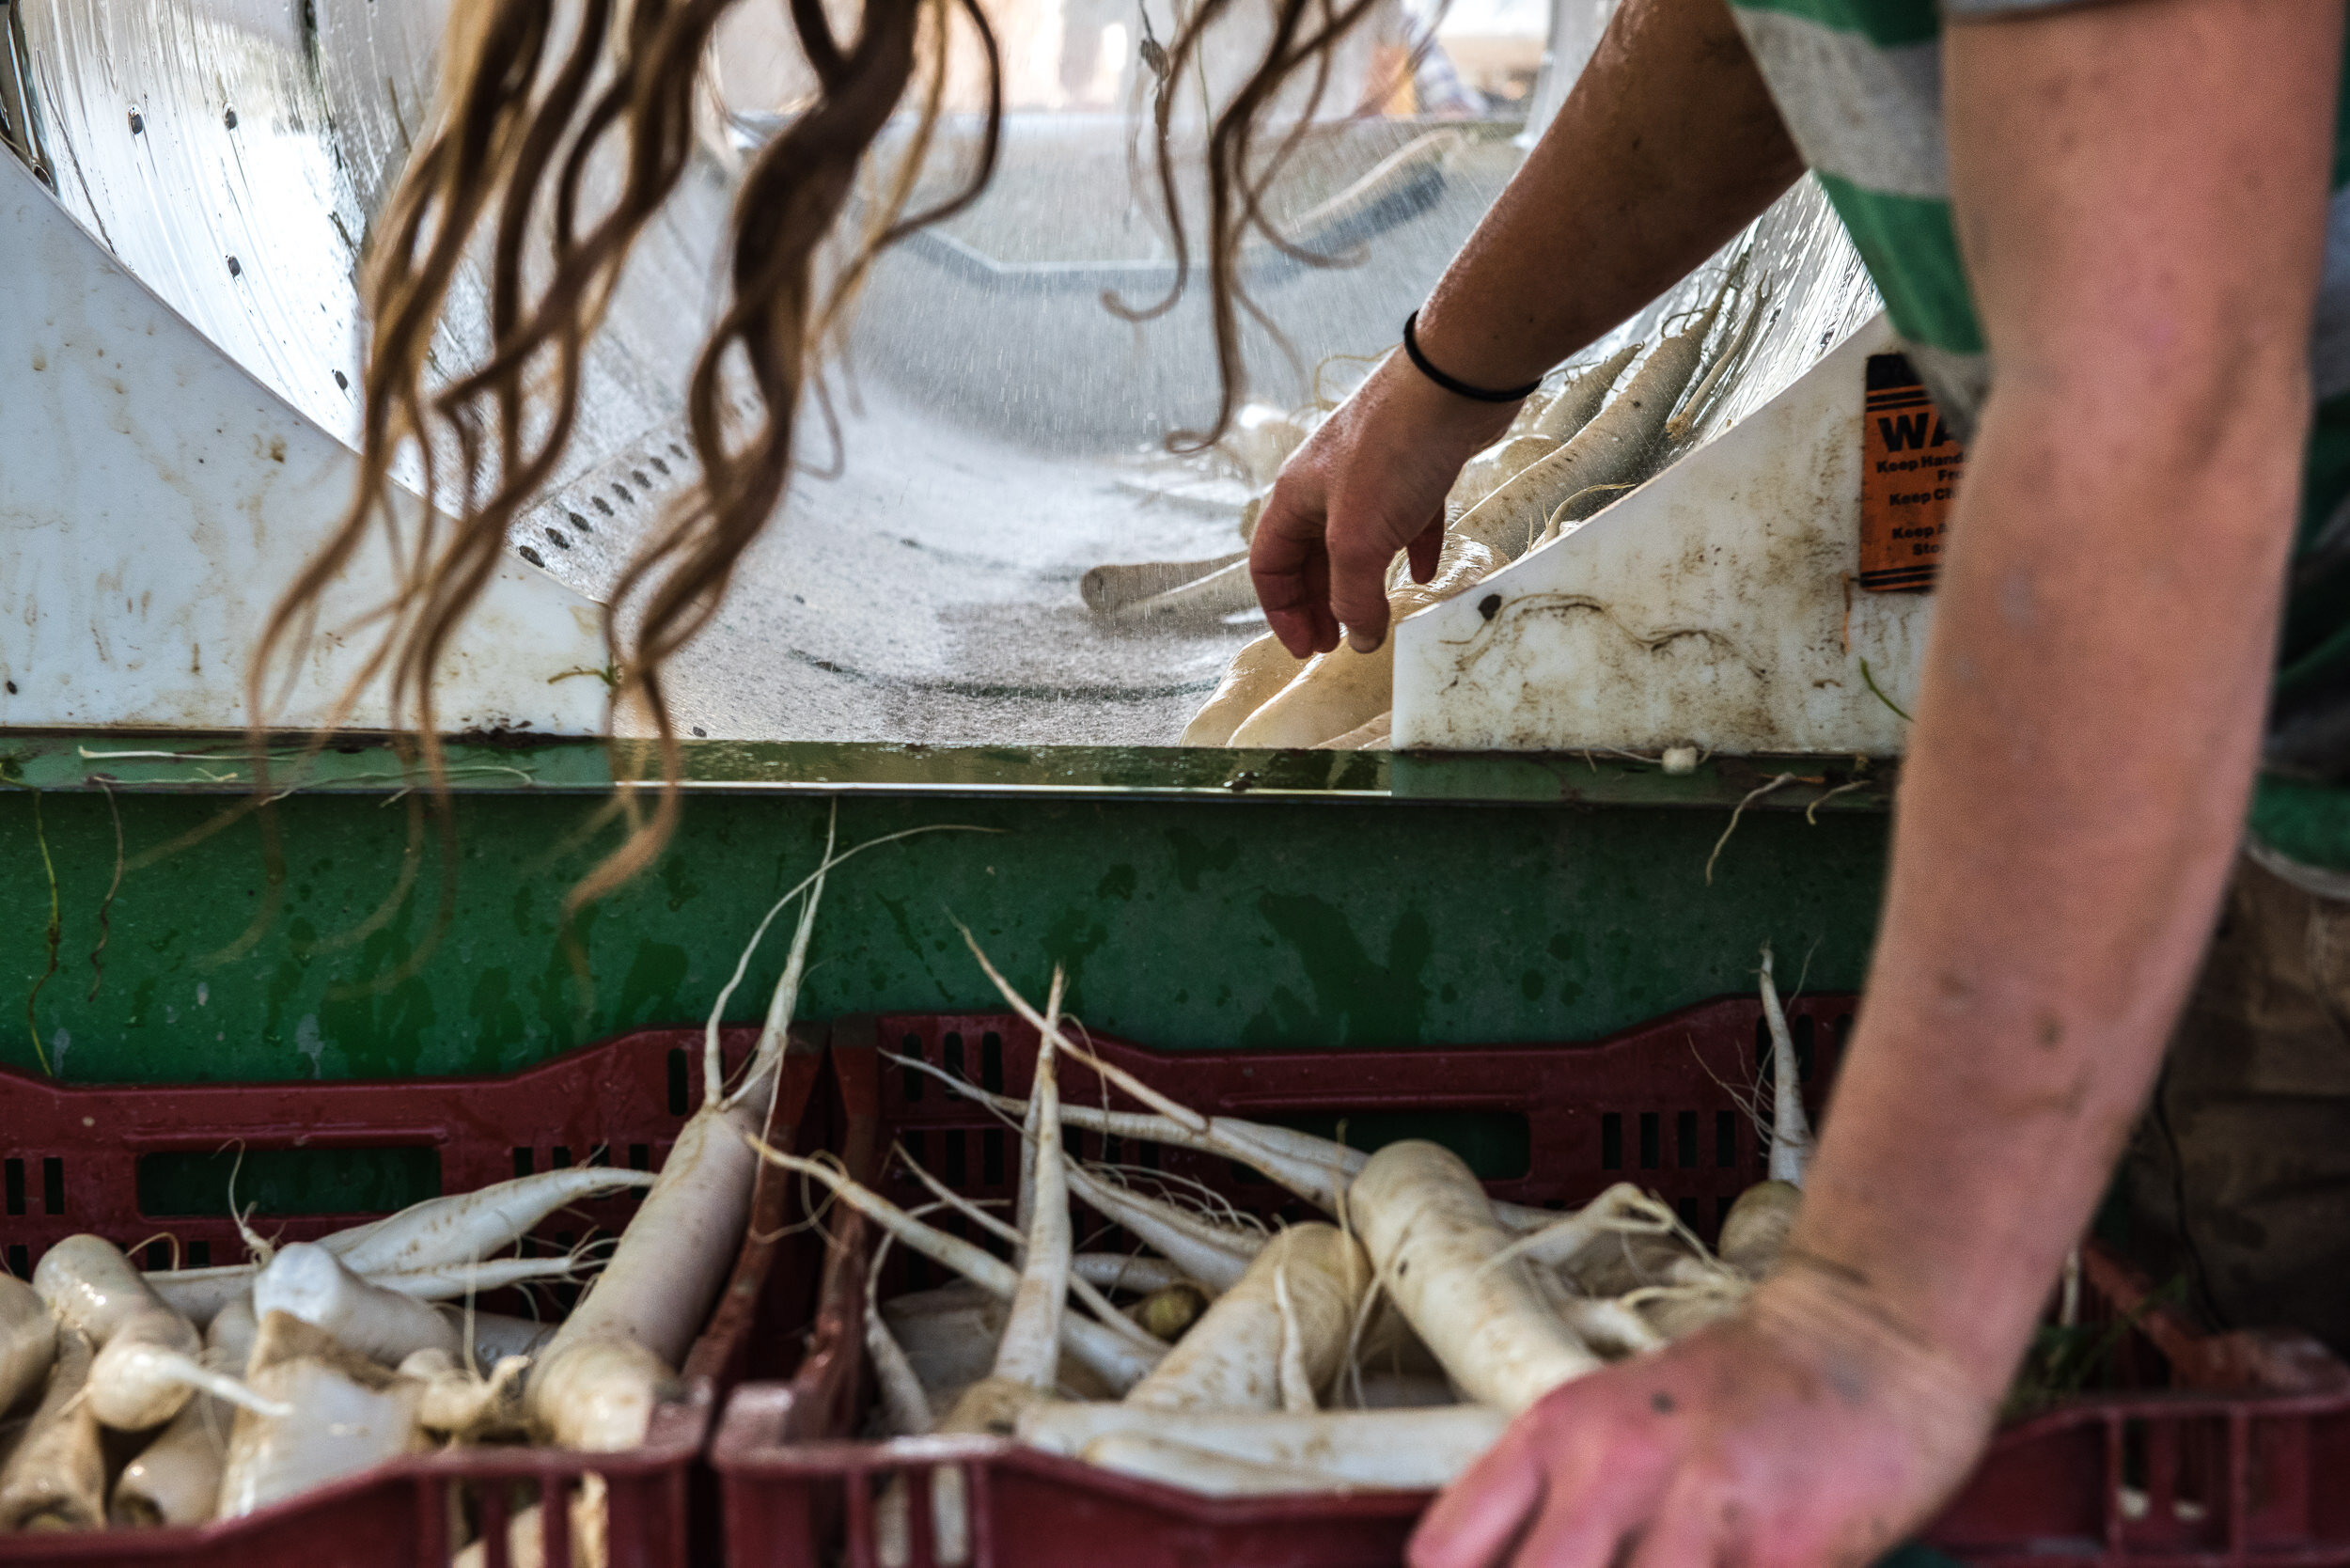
(756, 937), (1810, 1560)
(1085, 256), (1763, 752)
(0, 837), (844, 1554)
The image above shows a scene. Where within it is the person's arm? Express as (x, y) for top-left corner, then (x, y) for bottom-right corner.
(1248, 0), (1800, 656)
(1410, 4), (2342, 1565)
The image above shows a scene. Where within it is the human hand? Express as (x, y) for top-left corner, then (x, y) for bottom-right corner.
(1248, 351), (1520, 657)
(1410, 1264), (2000, 1568)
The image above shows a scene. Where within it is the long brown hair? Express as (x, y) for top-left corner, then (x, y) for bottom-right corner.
(258, 0), (1392, 910)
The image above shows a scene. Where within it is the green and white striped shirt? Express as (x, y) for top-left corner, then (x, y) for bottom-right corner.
(1725, 0), (2350, 870)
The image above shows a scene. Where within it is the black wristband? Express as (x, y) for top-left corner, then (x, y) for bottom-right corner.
(1401, 310), (1542, 403)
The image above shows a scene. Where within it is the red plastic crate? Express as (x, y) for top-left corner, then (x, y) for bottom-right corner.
(0, 1026), (838, 1567)
(710, 1002), (2350, 1568)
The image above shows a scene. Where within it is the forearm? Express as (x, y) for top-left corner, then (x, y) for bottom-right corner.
(1414, 0), (1800, 389)
(1790, 378), (2296, 1399)
(1779, 0), (2336, 1404)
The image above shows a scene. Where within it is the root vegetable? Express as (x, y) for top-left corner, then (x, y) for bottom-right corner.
(1061, 1161), (1262, 1292)
(110, 1399), (228, 1527)
(1072, 1255), (1191, 1294)
(0, 1275), (55, 1418)
(527, 817), (842, 1452)
(254, 1243), (462, 1366)
(219, 1313), (423, 1518)
(86, 1306), (284, 1431)
(1529, 340), (1645, 443)
(462, 1309), (558, 1368)
(1719, 1180), (1802, 1279)
(755, 1147), (1162, 1392)
(1108, 557), (1261, 625)
(1760, 945), (1814, 1184)
(1347, 1140), (1601, 1413)
(1021, 1403), (1512, 1491)
(1446, 435), (1559, 516)
(0, 1329), (102, 1530)
(332, 1168), (657, 1278)
(1314, 711), (1390, 750)
(893, 1145), (1162, 1355)
(109, 1304), (257, 1529)
(1181, 633), (1309, 745)
(1452, 284), (1726, 563)
(401, 1347), (529, 1436)
(1225, 536), (1498, 750)
(1082, 553), (1247, 618)
(1081, 1433), (1349, 1495)
(35, 1235), (172, 1345)
(895, 1045), (1564, 1232)
(1124, 1224), (1368, 1413)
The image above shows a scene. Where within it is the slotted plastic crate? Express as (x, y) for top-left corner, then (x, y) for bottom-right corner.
(712, 996), (1847, 1568)
(0, 1025), (838, 1567)
(710, 1003), (2350, 1568)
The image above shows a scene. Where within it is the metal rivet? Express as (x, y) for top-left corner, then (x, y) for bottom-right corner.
(226, 256), (242, 277)
(128, 110), (144, 134)
(333, 369), (348, 390)
(1478, 593), (1501, 620)
(222, 107), (238, 130)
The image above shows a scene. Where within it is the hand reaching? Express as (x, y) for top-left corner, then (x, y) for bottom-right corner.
(1411, 1266), (1999, 1568)
(1248, 353), (1519, 657)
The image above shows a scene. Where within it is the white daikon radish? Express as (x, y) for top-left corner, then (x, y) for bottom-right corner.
(1452, 284), (1726, 563)
(1072, 1255), (1193, 1294)
(1347, 1140), (1601, 1413)
(1124, 1224), (1367, 1413)
(463, 1309), (558, 1367)
(109, 1306), (256, 1529)
(219, 1312), (424, 1518)
(895, 1044), (1563, 1232)
(1182, 633), (1310, 746)
(892, 1142), (1159, 1353)
(333, 1168), (657, 1278)
(1021, 1403), (1511, 1490)
(255, 1243), (462, 1365)
(0, 1275), (56, 1417)
(1719, 1180), (1802, 1280)
(0, 1329), (102, 1529)
(35, 1235), (170, 1344)
(1082, 553), (1247, 618)
(527, 816), (848, 1451)
(1528, 340), (1644, 442)
(1061, 1162), (1262, 1293)
(753, 1147), (1162, 1392)
(1446, 435), (1559, 517)
(1081, 1433), (1350, 1496)
(111, 1400), (227, 1528)
(1759, 944), (1814, 1185)
(400, 1347), (529, 1436)
(1110, 557), (1261, 625)
(1225, 536), (1498, 749)
(86, 1307), (285, 1431)
(1315, 711), (1391, 751)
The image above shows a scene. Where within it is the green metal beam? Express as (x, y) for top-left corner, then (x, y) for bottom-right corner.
(0, 736), (1890, 1083)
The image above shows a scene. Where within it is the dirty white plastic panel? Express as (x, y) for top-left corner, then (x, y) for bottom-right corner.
(1393, 313), (1931, 756)
(0, 156), (608, 733)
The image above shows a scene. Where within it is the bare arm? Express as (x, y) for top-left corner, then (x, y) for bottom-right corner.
(1247, 0), (1800, 656)
(1411, 4), (2342, 1565)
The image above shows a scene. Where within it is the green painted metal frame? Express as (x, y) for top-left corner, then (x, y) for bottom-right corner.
(0, 734), (1892, 1084)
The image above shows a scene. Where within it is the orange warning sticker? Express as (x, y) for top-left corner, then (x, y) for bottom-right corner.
(1860, 353), (1964, 592)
